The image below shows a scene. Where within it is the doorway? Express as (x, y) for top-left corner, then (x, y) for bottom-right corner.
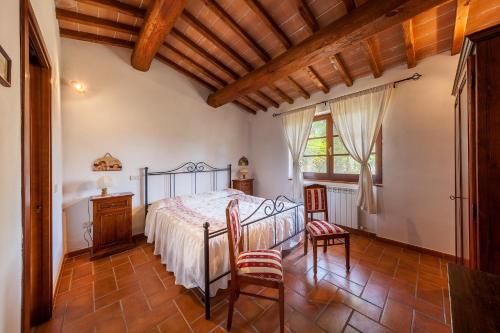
(21, 1), (53, 331)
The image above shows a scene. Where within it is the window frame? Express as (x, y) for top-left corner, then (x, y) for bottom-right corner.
(303, 114), (383, 184)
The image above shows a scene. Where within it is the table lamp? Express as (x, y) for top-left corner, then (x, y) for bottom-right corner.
(97, 176), (113, 196)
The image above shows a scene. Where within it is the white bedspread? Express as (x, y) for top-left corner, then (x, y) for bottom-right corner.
(144, 189), (304, 296)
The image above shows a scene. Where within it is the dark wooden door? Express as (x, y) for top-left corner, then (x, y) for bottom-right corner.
(21, 2), (53, 330)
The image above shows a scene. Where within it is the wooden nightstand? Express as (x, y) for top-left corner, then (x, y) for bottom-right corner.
(90, 192), (135, 259)
(232, 179), (254, 195)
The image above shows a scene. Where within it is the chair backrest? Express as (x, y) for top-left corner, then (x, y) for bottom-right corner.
(304, 184), (329, 221)
(225, 199), (243, 281)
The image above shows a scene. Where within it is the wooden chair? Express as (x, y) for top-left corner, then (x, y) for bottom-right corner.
(303, 184), (350, 275)
(225, 199), (285, 332)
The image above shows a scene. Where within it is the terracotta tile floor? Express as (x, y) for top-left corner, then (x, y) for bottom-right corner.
(36, 234), (452, 333)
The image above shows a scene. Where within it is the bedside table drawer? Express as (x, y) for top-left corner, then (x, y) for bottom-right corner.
(96, 199), (128, 211)
(232, 179), (254, 195)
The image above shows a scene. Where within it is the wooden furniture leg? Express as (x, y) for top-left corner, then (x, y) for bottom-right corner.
(324, 239), (328, 253)
(227, 286), (236, 330)
(345, 234), (350, 271)
(304, 229), (309, 255)
(279, 284), (284, 333)
(313, 238), (318, 275)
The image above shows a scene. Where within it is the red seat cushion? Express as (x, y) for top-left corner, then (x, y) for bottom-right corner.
(236, 249), (283, 281)
(306, 220), (346, 236)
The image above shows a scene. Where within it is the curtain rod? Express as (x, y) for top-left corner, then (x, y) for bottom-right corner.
(272, 73), (422, 118)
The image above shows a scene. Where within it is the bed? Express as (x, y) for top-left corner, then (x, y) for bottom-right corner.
(143, 162), (304, 319)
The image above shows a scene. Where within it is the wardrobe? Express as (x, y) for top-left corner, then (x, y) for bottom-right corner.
(452, 24), (500, 274)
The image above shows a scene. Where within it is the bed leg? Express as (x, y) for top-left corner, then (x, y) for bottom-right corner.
(203, 222), (211, 319)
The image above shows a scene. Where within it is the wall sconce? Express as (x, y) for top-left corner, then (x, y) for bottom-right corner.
(70, 80), (86, 94)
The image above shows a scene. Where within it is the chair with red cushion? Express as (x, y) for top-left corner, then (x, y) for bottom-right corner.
(304, 184), (350, 275)
(225, 199), (285, 332)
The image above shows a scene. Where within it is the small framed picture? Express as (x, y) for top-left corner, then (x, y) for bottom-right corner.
(0, 44), (11, 87)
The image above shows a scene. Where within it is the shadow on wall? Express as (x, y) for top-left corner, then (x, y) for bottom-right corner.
(107, 46), (212, 102)
(406, 218), (422, 247)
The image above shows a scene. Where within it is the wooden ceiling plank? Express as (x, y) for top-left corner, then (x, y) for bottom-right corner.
(306, 66), (330, 93)
(76, 0), (145, 18)
(181, 11), (254, 72)
(170, 28), (239, 80)
(287, 76), (310, 99)
(60, 28), (134, 48)
(202, 0), (271, 62)
(401, 19), (417, 68)
(362, 38), (383, 78)
(164, 44), (227, 87)
(256, 91), (279, 108)
(131, 0), (187, 71)
(56, 8), (139, 35)
(206, 0), (450, 107)
(293, 0), (319, 34)
(244, 0), (292, 48)
(329, 54), (353, 86)
(451, 0), (471, 55)
(271, 84), (293, 104)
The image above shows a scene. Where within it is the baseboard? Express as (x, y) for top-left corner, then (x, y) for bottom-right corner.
(342, 225), (455, 262)
(65, 233), (147, 258)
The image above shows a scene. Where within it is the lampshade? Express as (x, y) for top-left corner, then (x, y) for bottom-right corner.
(97, 176), (113, 189)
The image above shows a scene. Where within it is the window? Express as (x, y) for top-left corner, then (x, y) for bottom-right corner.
(302, 114), (382, 183)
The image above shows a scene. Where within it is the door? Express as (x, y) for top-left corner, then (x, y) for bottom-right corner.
(21, 2), (53, 330)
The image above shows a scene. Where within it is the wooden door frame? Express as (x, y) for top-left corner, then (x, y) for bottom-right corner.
(20, 0), (53, 331)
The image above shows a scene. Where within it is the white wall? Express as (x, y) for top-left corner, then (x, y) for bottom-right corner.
(61, 39), (251, 252)
(250, 53), (458, 255)
(0, 1), (62, 331)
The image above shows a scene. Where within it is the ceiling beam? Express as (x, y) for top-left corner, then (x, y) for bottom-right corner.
(202, 0), (271, 62)
(170, 28), (239, 81)
(156, 54), (257, 113)
(131, 0), (187, 71)
(287, 76), (310, 99)
(76, 0), (145, 18)
(271, 84), (293, 104)
(329, 54), (353, 86)
(164, 44), (226, 87)
(451, 0), (471, 55)
(306, 66), (329, 93)
(181, 11), (253, 72)
(206, 0), (449, 107)
(244, 0), (292, 48)
(244, 96), (267, 111)
(401, 20), (417, 68)
(56, 8), (139, 35)
(362, 38), (383, 78)
(292, 0), (319, 34)
(131, 0), (187, 72)
(255, 91), (279, 108)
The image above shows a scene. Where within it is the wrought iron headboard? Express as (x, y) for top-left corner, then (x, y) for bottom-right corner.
(144, 162), (231, 215)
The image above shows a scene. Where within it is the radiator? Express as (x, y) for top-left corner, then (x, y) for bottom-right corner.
(327, 186), (359, 229)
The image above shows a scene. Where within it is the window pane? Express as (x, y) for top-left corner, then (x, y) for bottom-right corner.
(333, 137), (348, 154)
(334, 155), (360, 174)
(303, 156), (327, 173)
(309, 120), (326, 138)
(333, 154), (376, 175)
(304, 138), (327, 155)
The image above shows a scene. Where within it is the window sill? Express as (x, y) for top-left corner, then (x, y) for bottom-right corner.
(289, 178), (383, 188)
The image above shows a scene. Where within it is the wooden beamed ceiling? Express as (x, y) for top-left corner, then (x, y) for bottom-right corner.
(55, 0), (499, 114)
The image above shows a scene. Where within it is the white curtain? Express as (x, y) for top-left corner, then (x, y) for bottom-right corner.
(282, 105), (316, 201)
(330, 84), (393, 213)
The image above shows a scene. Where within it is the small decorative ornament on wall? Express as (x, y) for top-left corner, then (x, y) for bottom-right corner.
(0, 44), (12, 87)
(92, 153), (122, 171)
